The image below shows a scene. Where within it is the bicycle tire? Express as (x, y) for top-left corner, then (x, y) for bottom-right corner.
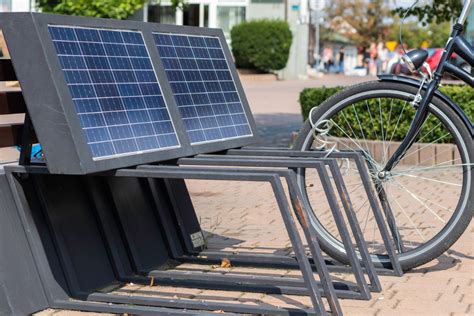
(293, 80), (473, 271)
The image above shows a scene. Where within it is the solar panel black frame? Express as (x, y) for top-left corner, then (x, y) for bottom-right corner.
(151, 25), (258, 153)
(48, 25), (182, 160)
(0, 13), (258, 174)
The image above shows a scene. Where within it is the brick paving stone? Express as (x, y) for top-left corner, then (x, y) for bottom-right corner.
(419, 142), (436, 166)
(187, 179), (473, 315)
(435, 143), (455, 165)
(400, 143), (420, 165)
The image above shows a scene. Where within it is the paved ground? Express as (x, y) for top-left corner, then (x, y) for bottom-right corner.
(184, 177), (473, 316)
(35, 75), (473, 315)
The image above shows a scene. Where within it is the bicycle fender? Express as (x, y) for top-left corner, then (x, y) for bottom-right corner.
(378, 75), (474, 137)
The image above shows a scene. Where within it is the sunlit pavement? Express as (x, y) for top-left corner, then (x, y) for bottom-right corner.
(184, 175), (473, 315)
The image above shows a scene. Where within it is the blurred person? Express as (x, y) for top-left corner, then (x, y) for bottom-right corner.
(322, 47), (333, 73)
(337, 47), (345, 74)
(363, 46), (371, 75)
(369, 42), (378, 75)
(376, 42), (388, 74)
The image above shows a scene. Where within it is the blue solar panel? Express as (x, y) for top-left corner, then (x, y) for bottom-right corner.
(48, 25), (180, 159)
(153, 33), (252, 144)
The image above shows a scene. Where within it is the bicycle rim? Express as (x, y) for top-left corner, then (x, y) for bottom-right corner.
(296, 88), (472, 268)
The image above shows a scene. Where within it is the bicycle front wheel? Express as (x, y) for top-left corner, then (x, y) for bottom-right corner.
(294, 80), (473, 271)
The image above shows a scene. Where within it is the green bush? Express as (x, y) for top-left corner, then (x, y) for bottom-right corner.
(299, 84), (474, 143)
(230, 20), (292, 72)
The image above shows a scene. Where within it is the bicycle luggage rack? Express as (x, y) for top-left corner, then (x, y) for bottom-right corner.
(0, 12), (402, 315)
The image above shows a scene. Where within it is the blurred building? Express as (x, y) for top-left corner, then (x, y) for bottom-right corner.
(0, 0), (34, 57)
(133, 0), (310, 79)
(145, 0), (246, 40)
(467, 6), (473, 44)
(0, 0), (33, 12)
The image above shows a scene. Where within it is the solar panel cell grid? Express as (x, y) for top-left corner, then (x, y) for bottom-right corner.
(48, 25), (180, 159)
(154, 32), (252, 144)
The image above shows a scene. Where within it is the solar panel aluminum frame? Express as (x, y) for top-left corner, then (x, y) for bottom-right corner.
(1, 13), (257, 174)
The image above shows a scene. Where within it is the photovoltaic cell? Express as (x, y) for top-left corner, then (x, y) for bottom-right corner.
(153, 32), (252, 144)
(48, 25), (180, 159)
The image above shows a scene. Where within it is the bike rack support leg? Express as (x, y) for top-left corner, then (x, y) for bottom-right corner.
(115, 166), (336, 316)
(177, 155), (377, 296)
(322, 159), (382, 292)
(365, 160), (405, 254)
(226, 148), (404, 276)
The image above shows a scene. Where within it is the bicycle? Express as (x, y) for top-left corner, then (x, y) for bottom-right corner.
(294, 0), (473, 271)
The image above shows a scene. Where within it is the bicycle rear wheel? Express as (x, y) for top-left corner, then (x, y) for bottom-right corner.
(294, 81), (473, 271)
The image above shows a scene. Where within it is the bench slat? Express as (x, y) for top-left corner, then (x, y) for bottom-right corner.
(0, 113), (25, 127)
(0, 125), (37, 147)
(0, 91), (26, 114)
(0, 59), (17, 81)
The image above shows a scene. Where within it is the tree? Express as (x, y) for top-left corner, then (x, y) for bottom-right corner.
(37, 0), (147, 20)
(393, 0), (463, 25)
(386, 20), (451, 48)
(324, 0), (392, 46)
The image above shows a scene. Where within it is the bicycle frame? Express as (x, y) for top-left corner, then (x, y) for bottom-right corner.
(383, 0), (474, 172)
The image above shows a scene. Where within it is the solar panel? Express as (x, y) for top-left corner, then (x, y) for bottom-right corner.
(48, 25), (180, 159)
(153, 33), (253, 144)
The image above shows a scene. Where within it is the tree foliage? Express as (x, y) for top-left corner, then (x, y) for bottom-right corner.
(393, 0), (463, 25)
(324, 0), (391, 46)
(37, 0), (147, 19)
(387, 21), (451, 48)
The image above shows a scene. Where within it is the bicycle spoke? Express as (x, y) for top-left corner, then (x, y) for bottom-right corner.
(390, 189), (426, 244)
(341, 110), (369, 156)
(382, 183), (405, 252)
(378, 98), (387, 165)
(400, 132), (452, 161)
(404, 146), (457, 167)
(360, 198), (372, 233)
(366, 100), (380, 142)
(392, 179), (446, 223)
(391, 172), (462, 187)
(397, 161), (472, 173)
(382, 98), (395, 164)
(329, 120), (380, 168)
(352, 104), (370, 155)
(387, 100), (408, 145)
(416, 120), (443, 144)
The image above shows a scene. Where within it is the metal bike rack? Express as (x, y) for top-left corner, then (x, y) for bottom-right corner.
(224, 147), (404, 277)
(173, 156), (381, 294)
(5, 164), (340, 315)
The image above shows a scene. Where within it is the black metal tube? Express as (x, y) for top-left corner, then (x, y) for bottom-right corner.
(445, 62), (474, 87)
